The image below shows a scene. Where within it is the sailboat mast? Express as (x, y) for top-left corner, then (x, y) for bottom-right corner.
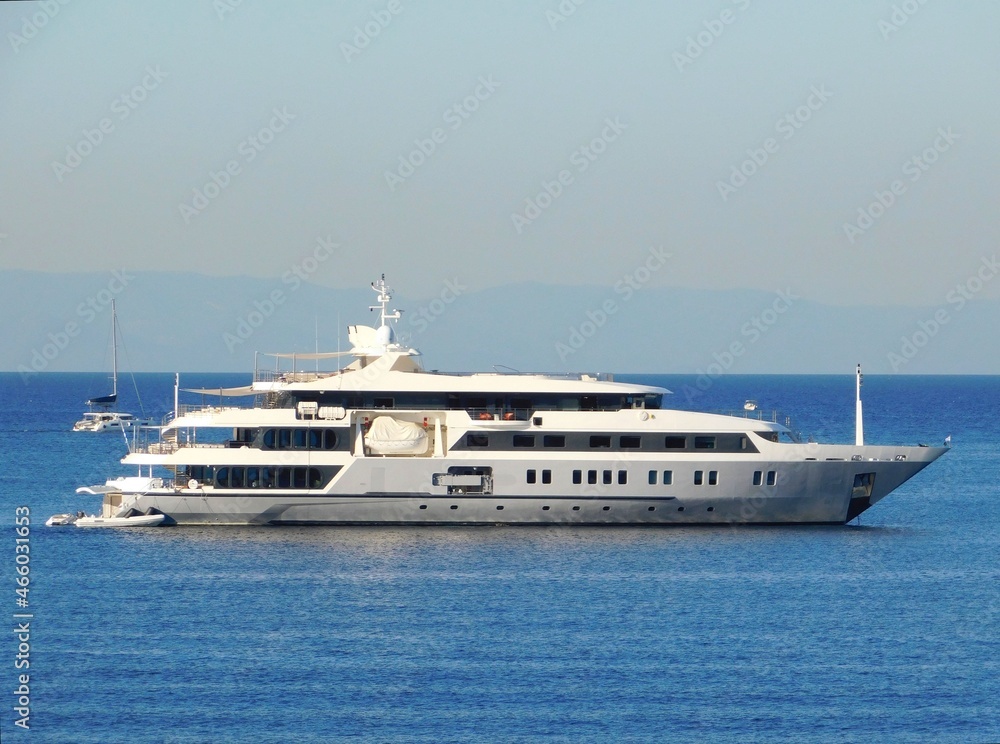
(111, 299), (118, 398)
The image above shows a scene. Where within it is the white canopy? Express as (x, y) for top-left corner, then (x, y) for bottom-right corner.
(181, 386), (256, 397)
(260, 351), (354, 360)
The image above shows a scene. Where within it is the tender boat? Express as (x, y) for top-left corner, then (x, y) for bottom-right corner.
(70, 275), (947, 527)
(74, 513), (166, 528)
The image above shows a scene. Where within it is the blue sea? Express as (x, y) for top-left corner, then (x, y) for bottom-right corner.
(0, 372), (997, 743)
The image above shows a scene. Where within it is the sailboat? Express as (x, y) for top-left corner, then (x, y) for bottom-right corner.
(72, 300), (154, 433)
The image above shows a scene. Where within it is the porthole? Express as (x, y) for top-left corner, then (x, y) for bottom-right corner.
(542, 505), (550, 511)
(678, 506), (685, 512)
(572, 506), (581, 511)
(647, 506), (655, 512)
(450, 505), (458, 510)
(707, 506), (715, 512)
(419, 505), (427, 510)
(496, 505), (504, 511)
(602, 506), (610, 511)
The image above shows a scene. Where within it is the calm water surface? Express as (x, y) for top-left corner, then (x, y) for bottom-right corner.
(0, 373), (997, 742)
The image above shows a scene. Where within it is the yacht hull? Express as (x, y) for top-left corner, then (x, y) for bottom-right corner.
(98, 446), (945, 526)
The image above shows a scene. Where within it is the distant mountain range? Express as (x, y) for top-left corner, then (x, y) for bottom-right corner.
(4, 270), (998, 375)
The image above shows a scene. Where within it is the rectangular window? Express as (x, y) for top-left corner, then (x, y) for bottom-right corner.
(617, 470), (627, 485)
(663, 470), (673, 485)
(543, 435), (565, 448)
(513, 434), (535, 448)
(542, 470), (551, 485)
(466, 433), (489, 448)
(620, 436), (641, 449)
(708, 470), (718, 486)
(648, 470), (657, 485)
(308, 429), (323, 450)
(294, 429), (308, 449)
(373, 397), (394, 408)
(588, 470), (598, 485)
(753, 470), (763, 486)
(766, 470), (776, 486)
(278, 429), (292, 449)
(603, 470), (612, 485)
(694, 470), (703, 486)
(590, 435), (612, 448)
(308, 468), (323, 489)
(694, 436), (716, 450)
(572, 470), (582, 485)
(527, 469), (536, 484)
(664, 436), (686, 450)
(277, 468), (291, 488)
(293, 468), (307, 489)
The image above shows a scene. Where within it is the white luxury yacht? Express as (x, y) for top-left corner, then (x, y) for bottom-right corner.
(71, 276), (946, 526)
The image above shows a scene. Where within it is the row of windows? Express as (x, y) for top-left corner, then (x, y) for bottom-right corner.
(186, 465), (335, 490)
(693, 470), (719, 486)
(753, 470), (778, 486)
(289, 392), (663, 413)
(260, 428), (340, 451)
(522, 468), (782, 487)
(464, 433), (755, 452)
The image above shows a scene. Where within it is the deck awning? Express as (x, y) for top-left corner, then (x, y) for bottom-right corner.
(261, 351), (354, 360)
(180, 386), (257, 397)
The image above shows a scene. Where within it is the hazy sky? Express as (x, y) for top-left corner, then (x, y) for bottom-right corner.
(3, 1), (999, 313)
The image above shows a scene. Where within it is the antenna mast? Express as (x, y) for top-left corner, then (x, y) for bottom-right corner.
(855, 363), (864, 446)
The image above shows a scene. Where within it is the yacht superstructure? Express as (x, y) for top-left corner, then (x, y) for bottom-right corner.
(74, 277), (946, 526)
